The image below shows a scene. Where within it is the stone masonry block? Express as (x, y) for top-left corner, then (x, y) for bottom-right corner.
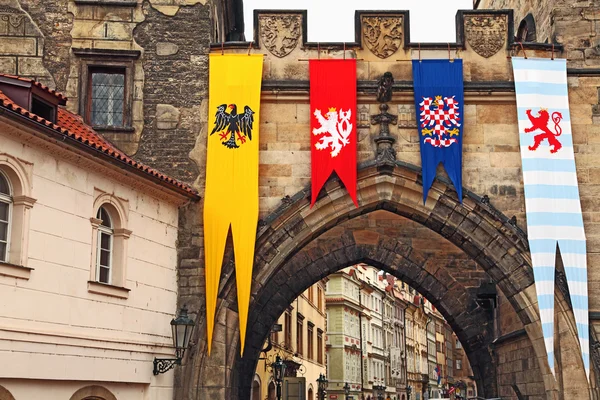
(17, 56), (48, 76)
(0, 56), (16, 74)
(156, 41), (179, 56)
(0, 37), (37, 55)
(156, 104), (180, 129)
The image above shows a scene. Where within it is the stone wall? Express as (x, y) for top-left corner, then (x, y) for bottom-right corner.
(132, 1), (209, 183)
(477, 0), (553, 43)
(0, 2), (53, 86)
(495, 333), (546, 399)
(0, 0), (210, 157)
(478, 0), (600, 66)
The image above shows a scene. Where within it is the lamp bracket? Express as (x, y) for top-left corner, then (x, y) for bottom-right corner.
(153, 358), (181, 375)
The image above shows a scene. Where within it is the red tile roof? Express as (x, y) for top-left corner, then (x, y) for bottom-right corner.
(0, 82), (198, 199)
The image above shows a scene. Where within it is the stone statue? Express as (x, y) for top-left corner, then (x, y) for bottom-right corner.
(376, 72), (394, 103)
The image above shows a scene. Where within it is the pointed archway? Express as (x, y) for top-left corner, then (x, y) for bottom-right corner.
(179, 162), (588, 399)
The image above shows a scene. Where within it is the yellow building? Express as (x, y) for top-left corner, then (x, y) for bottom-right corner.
(254, 281), (327, 400)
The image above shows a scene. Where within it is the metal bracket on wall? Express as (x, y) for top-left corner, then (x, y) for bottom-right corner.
(153, 358), (181, 375)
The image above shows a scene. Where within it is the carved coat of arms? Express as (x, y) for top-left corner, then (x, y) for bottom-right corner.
(464, 15), (507, 58)
(362, 16), (403, 59)
(259, 15), (301, 58)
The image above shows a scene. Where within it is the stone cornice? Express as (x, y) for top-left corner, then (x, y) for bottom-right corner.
(259, 77), (591, 104)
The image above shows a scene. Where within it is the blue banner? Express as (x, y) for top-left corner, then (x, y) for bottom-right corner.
(412, 60), (464, 203)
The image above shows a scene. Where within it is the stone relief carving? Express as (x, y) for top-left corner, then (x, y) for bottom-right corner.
(362, 16), (403, 59)
(464, 14), (507, 58)
(358, 105), (370, 128)
(259, 14), (301, 58)
(397, 104), (417, 128)
(0, 6), (38, 37)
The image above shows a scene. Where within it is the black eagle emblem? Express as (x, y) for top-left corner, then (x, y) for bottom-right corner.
(210, 103), (255, 149)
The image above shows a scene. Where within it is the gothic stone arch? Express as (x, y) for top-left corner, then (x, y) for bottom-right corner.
(179, 162), (588, 399)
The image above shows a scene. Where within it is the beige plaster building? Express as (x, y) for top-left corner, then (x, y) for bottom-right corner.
(254, 281), (327, 400)
(0, 74), (198, 400)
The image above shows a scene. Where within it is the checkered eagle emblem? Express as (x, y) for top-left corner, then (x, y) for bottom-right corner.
(419, 95), (461, 147)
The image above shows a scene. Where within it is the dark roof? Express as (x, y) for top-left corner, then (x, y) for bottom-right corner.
(0, 73), (67, 103)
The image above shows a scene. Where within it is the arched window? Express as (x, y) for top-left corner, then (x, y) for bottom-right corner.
(308, 387), (314, 400)
(89, 192), (131, 298)
(69, 385), (117, 400)
(251, 380), (260, 400)
(517, 13), (537, 42)
(96, 206), (113, 284)
(0, 171), (12, 263)
(0, 156), (35, 279)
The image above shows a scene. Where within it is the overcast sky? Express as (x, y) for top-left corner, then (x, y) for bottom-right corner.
(244, 0), (473, 43)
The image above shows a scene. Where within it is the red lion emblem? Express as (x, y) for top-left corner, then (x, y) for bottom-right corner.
(524, 109), (564, 153)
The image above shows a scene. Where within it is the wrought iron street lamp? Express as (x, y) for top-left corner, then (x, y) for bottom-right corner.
(317, 373), (328, 400)
(344, 382), (351, 399)
(153, 306), (195, 375)
(272, 355), (287, 400)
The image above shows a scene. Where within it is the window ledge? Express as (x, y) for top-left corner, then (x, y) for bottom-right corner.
(0, 261), (33, 280)
(92, 126), (136, 134)
(87, 281), (130, 299)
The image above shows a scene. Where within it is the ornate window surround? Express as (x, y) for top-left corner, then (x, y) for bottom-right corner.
(0, 153), (35, 280)
(73, 48), (140, 134)
(89, 189), (131, 299)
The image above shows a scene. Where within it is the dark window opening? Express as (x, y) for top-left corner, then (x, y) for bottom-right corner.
(284, 311), (292, 349)
(31, 96), (56, 123)
(88, 68), (126, 128)
(297, 318), (303, 356)
(516, 13), (537, 42)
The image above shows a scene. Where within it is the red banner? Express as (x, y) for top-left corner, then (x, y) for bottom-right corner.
(309, 59), (357, 207)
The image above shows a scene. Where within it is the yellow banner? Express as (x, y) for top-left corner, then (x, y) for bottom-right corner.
(204, 54), (263, 355)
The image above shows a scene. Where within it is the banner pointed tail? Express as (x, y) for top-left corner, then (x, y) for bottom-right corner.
(204, 54), (263, 355)
(309, 59), (357, 207)
(513, 57), (589, 380)
(412, 60), (464, 203)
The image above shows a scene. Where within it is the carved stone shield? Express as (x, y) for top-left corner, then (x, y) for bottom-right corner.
(362, 16), (403, 59)
(464, 15), (507, 58)
(259, 14), (301, 58)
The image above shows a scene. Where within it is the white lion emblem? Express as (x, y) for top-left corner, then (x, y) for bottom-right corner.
(312, 107), (353, 157)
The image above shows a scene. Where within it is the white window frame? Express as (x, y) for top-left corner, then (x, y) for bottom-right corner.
(88, 191), (131, 299)
(0, 170), (12, 263)
(96, 208), (113, 284)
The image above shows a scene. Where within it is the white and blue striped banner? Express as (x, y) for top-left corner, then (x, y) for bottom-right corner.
(512, 57), (589, 379)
